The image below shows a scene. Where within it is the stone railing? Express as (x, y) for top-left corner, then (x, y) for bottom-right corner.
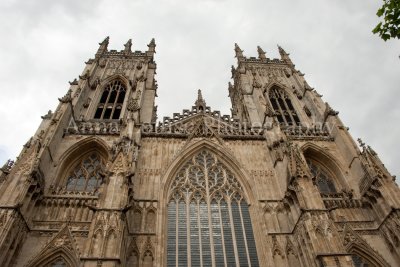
(282, 125), (333, 141)
(64, 120), (121, 136)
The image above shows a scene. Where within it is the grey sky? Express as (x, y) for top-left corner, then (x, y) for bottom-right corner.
(0, 0), (398, 176)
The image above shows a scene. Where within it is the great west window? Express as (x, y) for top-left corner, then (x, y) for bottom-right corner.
(167, 150), (259, 267)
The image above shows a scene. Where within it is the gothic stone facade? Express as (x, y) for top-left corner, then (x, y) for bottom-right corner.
(0, 37), (399, 267)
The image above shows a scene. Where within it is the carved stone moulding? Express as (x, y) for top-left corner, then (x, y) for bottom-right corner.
(64, 121), (121, 136)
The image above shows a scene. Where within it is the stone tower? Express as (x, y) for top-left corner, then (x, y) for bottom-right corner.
(0, 38), (399, 267)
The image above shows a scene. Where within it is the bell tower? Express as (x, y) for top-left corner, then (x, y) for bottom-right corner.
(229, 44), (318, 129)
(0, 37), (158, 267)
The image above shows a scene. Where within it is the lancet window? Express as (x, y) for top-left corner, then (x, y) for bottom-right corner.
(306, 160), (337, 194)
(94, 79), (126, 120)
(166, 150), (259, 267)
(268, 86), (300, 126)
(66, 152), (104, 192)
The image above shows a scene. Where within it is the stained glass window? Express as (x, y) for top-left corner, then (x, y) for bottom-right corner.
(66, 153), (104, 192)
(167, 150), (259, 267)
(268, 86), (300, 126)
(94, 80), (126, 120)
(307, 160), (337, 194)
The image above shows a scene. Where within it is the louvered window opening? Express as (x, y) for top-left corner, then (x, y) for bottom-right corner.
(94, 80), (126, 120)
(269, 87), (300, 126)
(167, 150), (259, 267)
(66, 153), (104, 192)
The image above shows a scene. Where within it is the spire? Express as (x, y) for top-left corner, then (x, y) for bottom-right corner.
(257, 46), (267, 60)
(277, 44), (293, 65)
(147, 38), (156, 56)
(234, 43), (244, 60)
(195, 89), (206, 111)
(96, 36), (109, 56)
(124, 39), (132, 54)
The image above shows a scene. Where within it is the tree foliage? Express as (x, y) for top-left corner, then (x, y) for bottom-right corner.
(372, 0), (400, 41)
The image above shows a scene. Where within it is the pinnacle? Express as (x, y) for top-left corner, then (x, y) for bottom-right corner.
(195, 89), (206, 110)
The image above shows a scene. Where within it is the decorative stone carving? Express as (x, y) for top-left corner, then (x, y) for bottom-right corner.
(58, 89), (72, 103)
(127, 98), (140, 112)
(83, 97), (91, 108)
(68, 79), (78, 85)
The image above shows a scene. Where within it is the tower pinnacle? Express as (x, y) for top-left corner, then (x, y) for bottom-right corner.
(277, 44), (293, 65)
(195, 89), (206, 111)
(234, 43), (244, 60)
(96, 36), (109, 56)
(124, 39), (132, 54)
(257, 46), (267, 60)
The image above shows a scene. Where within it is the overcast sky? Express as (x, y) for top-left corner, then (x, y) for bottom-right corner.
(0, 0), (398, 177)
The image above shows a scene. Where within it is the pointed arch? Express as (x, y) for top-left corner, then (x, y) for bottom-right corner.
(159, 139), (256, 205)
(94, 77), (127, 120)
(54, 137), (109, 192)
(26, 247), (79, 267)
(301, 143), (349, 193)
(145, 207), (156, 233)
(104, 229), (118, 257)
(25, 225), (80, 267)
(90, 229), (104, 256)
(264, 84), (300, 126)
(160, 140), (260, 266)
(132, 207), (143, 233)
(348, 242), (390, 267)
(126, 238), (140, 267)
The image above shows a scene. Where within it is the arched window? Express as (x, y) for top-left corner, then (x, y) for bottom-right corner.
(66, 152), (104, 192)
(166, 150), (259, 267)
(268, 86), (300, 126)
(351, 254), (371, 267)
(306, 159), (337, 194)
(94, 80), (126, 120)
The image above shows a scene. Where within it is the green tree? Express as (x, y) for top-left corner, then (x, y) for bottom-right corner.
(372, 0), (400, 41)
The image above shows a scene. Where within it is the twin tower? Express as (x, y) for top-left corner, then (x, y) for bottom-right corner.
(0, 37), (399, 267)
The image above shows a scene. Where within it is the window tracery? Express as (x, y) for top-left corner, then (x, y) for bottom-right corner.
(268, 86), (300, 126)
(167, 150), (259, 267)
(306, 159), (337, 194)
(65, 152), (104, 192)
(94, 79), (126, 120)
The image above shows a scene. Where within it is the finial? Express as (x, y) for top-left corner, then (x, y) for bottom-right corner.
(197, 89), (203, 101)
(124, 39), (132, 53)
(234, 43), (244, 59)
(96, 36), (109, 55)
(277, 44), (287, 55)
(195, 89), (206, 111)
(147, 38), (156, 56)
(99, 36), (109, 46)
(148, 38), (156, 48)
(257, 46), (267, 60)
(277, 44), (293, 65)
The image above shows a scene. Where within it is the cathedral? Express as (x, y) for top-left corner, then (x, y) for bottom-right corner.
(0, 36), (399, 267)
